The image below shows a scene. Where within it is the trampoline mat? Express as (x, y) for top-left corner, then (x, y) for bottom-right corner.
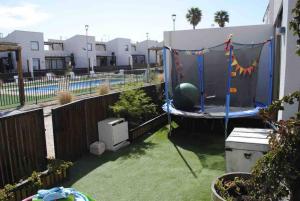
(162, 103), (266, 119)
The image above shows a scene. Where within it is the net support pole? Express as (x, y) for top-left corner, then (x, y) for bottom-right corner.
(267, 38), (274, 105)
(163, 47), (172, 132)
(225, 46), (233, 138)
(197, 55), (205, 112)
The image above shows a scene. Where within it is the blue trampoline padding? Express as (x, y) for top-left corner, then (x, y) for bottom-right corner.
(162, 101), (267, 119)
(228, 102), (266, 118)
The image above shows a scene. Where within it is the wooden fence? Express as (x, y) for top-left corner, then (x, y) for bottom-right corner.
(0, 109), (47, 188)
(52, 84), (164, 161)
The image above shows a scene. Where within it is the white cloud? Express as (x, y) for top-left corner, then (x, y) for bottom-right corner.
(0, 4), (50, 29)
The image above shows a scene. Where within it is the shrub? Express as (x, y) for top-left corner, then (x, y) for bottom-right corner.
(123, 82), (144, 90)
(28, 171), (42, 188)
(110, 88), (157, 127)
(251, 91), (300, 201)
(57, 91), (73, 105)
(97, 84), (110, 95)
(47, 158), (73, 175)
(0, 184), (14, 201)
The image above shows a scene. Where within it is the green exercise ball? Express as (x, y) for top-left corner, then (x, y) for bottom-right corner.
(173, 83), (199, 110)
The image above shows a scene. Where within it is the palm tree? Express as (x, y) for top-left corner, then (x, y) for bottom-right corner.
(186, 7), (202, 29)
(214, 10), (229, 27)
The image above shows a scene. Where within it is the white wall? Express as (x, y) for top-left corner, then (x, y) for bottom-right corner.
(164, 25), (273, 48)
(136, 40), (160, 64)
(276, 0), (300, 119)
(265, 0), (283, 24)
(106, 38), (131, 66)
(64, 35), (96, 68)
(3, 30), (45, 71)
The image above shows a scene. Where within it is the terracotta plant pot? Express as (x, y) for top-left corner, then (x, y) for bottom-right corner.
(211, 172), (252, 201)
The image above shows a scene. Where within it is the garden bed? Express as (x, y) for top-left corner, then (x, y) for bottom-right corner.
(4, 169), (69, 201)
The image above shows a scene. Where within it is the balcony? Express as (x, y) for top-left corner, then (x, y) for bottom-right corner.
(44, 50), (70, 57)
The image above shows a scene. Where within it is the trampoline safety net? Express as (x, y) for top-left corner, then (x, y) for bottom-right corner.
(166, 41), (270, 118)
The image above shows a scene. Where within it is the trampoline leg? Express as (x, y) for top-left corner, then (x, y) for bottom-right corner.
(220, 119), (225, 131)
(167, 114), (172, 137)
(210, 119), (216, 132)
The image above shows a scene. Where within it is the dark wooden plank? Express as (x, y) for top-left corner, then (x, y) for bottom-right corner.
(0, 109), (47, 187)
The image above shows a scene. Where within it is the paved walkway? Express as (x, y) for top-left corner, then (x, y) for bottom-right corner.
(44, 106), (55, 158)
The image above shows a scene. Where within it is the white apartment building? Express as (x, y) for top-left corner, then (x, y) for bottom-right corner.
(105, 38), (132, 66)
(0, 30), (162, 74)
(0, 30), (46, 72)
(264, 0), (300, 119)
(136, 40), (161, 65)
(64, 35), (96, 70)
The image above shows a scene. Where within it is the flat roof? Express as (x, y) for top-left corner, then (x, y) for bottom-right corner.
(148, 47), (163, 51)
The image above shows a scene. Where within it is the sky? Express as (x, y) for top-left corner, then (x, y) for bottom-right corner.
(0, 0), (269, 42)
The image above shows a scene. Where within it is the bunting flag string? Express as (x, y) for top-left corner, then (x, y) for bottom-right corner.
(173, 50), (184, 80)
(225, 51), (258, 76)
(183, 48), (210, 56)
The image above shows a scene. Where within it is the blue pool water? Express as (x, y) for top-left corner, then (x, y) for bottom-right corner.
(25, 79), (123, 94)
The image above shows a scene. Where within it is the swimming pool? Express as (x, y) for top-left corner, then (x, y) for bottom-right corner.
(24, 79), (124, 94)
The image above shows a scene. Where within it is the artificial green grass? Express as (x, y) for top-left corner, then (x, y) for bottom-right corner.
(64, 125), (225, 201)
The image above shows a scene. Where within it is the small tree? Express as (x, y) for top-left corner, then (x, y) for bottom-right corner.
(214, 10), (229, 27)
(186, 7), (202, 29)
(289, 0), (300, 55)
(110, 89), (157, 127)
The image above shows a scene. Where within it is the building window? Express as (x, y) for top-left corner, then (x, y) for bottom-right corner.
(32, 58), (40, 70)
(132, 45), (136, 51)
(125, 45), (129, 51)
(45, 57), (65, 69)
(87, 43), (92, 51)
(96, 44), (106, 51)
(31, 41), (39, 51)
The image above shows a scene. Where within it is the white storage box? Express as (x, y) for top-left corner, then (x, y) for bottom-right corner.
(98, 118), (129, 151)
(225, 128), (273, 173)
(89, 141), (106, 156)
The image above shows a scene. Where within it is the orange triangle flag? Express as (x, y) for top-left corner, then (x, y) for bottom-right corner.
(235, 64), (240, 71)
(232, 58), (238, 66)
(239, 67), (244, 75)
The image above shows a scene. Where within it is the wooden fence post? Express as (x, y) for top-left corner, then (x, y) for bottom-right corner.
(17, 47), (25, 106)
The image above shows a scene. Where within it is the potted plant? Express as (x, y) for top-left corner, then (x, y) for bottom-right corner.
(110, 88), (157, 129)
(212, 172), (252, 201)
(211, 91), (300, 201)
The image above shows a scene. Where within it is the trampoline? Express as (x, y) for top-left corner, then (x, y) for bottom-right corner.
(162, 35), (274, 133)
